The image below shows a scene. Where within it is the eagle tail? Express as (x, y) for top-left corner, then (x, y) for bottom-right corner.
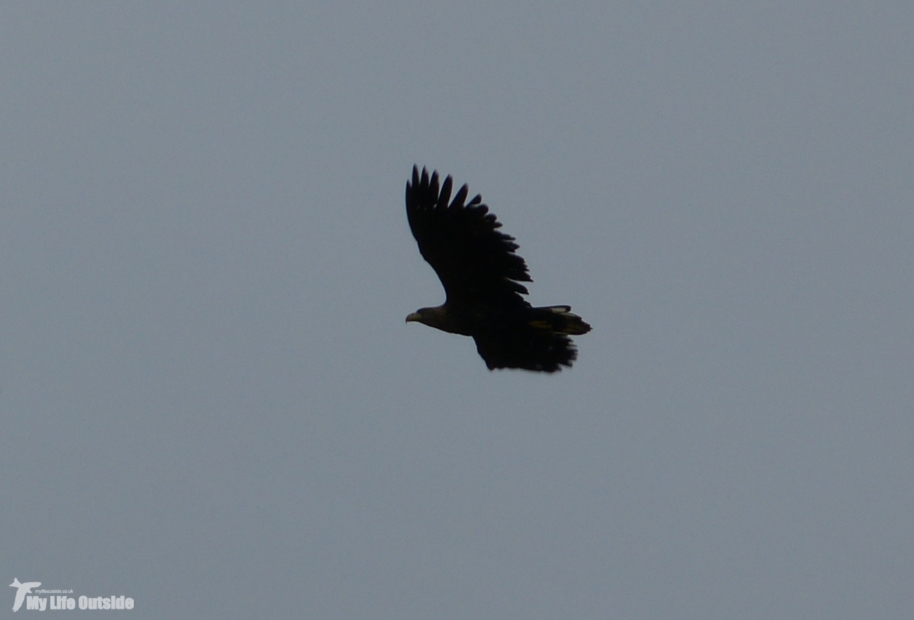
(529, 306), (591, 335)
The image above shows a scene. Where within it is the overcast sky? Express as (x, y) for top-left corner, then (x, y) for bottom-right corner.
(2, 3), (912, 618)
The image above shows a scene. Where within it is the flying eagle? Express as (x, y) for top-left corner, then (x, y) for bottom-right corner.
(405, 166), (591, 372)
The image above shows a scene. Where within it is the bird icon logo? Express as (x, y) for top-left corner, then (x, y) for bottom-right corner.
(10, 579), (41, 612)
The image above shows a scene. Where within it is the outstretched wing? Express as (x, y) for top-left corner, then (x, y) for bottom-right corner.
(405, 166), (531, 307)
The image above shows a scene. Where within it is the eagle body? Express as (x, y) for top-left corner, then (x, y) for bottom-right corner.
(405, 166), (591, 373)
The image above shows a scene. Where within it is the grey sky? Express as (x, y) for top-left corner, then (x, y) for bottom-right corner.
(2, 2), (912, 618)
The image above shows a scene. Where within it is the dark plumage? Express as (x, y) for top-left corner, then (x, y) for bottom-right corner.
(405, 166), (591, 372)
